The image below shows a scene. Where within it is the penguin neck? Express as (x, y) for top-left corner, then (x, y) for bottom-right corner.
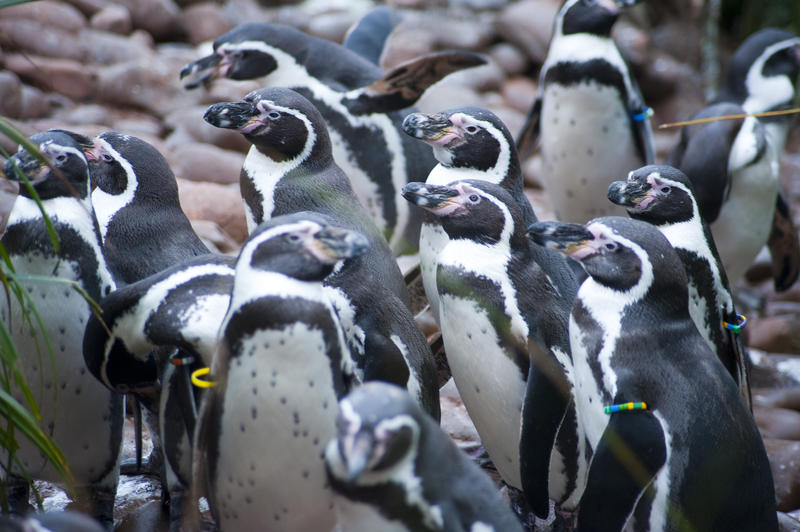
(229, 268), (328, 314)
(543, 32), (629, 84)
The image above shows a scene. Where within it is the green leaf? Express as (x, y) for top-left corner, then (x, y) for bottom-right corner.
(0, 0), (38, 8)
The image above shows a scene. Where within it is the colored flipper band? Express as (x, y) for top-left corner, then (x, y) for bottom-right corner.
(631, 107), (654, 122)
(191, 367), (217, 388)
(604, 402), (647, 414)
(722, 314), (747, 334)
(170, 354), (195, 366)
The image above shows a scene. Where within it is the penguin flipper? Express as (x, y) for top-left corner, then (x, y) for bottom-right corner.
(627, 80), (655, 165)
(516, 97), (541, 160)
(577, 410), (666, 531)
(768, 191), (800, 291)
(342, 6), (402, 66)
(519, 342), (572, 517)
(342, 51), (487, 115)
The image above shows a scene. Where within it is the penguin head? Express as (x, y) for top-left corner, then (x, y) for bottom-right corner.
(557, 0), (632, 37)
(607, 165), (699, 225)
(3, 129), (93, 201)
(83, 132), (178, 201)
(720, 28), (800, 111)
(241, 214), (369, 281)
(204, 87), (329, 163)
(401, 107), (517, 182)
(529, 216), (685, 295)
(325, 381), (422, 485)
(180, 23), (292, 89)
(402, 180), (521, 245)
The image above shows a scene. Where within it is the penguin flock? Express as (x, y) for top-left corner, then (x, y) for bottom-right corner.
(0, 2), (797, 531)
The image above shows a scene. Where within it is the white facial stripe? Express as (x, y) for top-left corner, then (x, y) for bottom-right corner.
(743, 38), (800, 114)
(40, 141), (85, 162)
(241, 219), (321, 263)
(90, 137), (139, 240)
(449, 113), (511, 183)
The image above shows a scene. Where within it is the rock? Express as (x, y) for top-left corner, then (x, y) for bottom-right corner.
(53, 103), (111, 126)
(763, 438), (800, 512)
(754, 387), (800, 412)
(116, 0), (184, 41)
(613, 20), (649, 68)
(177, 179), (247, 244)
(19, 85), (52, 119)
(439, 60), (506, 93)
(422, 12), (496, 51)
(0, 1), (87, 33)
(487, 42), (530, 77)
(5, 54), (97, 101)
(307, 11), (358, 43)
(0, 71), (23, 119)
(112, 117), (165, 139)
(748, 315), (800, 355)
(756, 406), (800, 441)
(415, 83), (484, 115)
(181, 3), (234, 45)
(79, 28), (153, 65)
(164, 105), (252, 153)
(522, 154), (543, 189)
(90, 4), (133, 34)
(381, 27), (436, 69)
(495, 0), (559, 65)
(168, 143), (243, 185)
(95, 58), (186, 117)
(0, 19), (86, 62)
(190, 219), (239, 254)
(61, 0), (108, 18)
(501, 76), (537, 114)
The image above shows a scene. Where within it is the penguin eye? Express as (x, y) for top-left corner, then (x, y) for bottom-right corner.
(464, 125), (479, 135)
(468, 194), (480, 203)
(287, 234), (301, 242)
(604, 242), (618, 251)
(101, 153), (114, 163)
(267, 111), (281, 120)
(54, 153), (68, 165)
(659, 185), (671, 194)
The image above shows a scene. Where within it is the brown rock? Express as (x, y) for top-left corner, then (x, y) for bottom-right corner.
(501, 76), (537, 114)
(190, 219), (239, 254)
(487, 42), (530, 77)
(5, 54), (97, 101)
(428, 14), (496, 51)
(748, 315), (800, 355)
(306, 11), (358, 44)
(177, 179), (247, 244)
(168, 143), (243, 186)
(754, 387), (800, 412)
(119, 0), (184, 41)
(0, 1), (87, 33)
(756, 406), (800, 441)
(0, 19), (86, 62)
(112, 117), (164, 139)
(90, 4), (133, 34)
(764, 438), (800, 512)
(181, 3), (234, 45)
(79, 28), (153, 65)
(381, 27), (436, 70)
(164, 105), (251, 153)
(53, 103), (111, 125)
(95, 60), (183, 117)
(495, 0), (559, 64)
(19, 85), (52, 119)
(0, 71), (23, 119)
(415, 84), (483, 115)
(61, 0), (108, 17)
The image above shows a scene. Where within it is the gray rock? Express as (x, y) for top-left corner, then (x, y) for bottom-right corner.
(19, 85), (52, 119)
(763, 438), (800, 512)
(61, 0), (109, 18)
(0, 1), (87, 33)
(164, 105), (252, 153)
(112, 117), (165, 139)
(169, 143), (244, 185)
(53, 103), (111, 125)
(415, 83), (484, 115)
(488, 42), (530, 77)
(501, 76), (537, 114)
(79, 28), (154, 65)
(381, 27), (436, 69)
(90, 4), (133, 35)
(0, 71), (23, 119)
(748, 315), (800, 355)
(181, 3), (235, 45)
(307, 11), (359, 43)
(5, 53), (97, 101)
(190, 219), (239, 254)
(177, 178), (247, 244)
(495, 0), (559, 64)
(116, 0), (184, 41)
(0, 19), (87, 62)
(95, 56), (188, 117)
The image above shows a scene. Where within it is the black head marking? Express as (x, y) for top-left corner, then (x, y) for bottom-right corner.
(4, 129), (91, 201)
(608, 165), (698, 226)
(559, 0), (621, 37)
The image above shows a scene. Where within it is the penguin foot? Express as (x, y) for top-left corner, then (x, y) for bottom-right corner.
(5, 478), (32, 517)
(506, 486), (537, 531)
(120, 449), (164, 477)
(67, 484), (116, 531)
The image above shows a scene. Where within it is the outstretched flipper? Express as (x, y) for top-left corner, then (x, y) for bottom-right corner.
(577, 410), (666, 531)
(342, 50), (487, 115)
(343, 6), (402, 66)
(768, 191), (800, 291)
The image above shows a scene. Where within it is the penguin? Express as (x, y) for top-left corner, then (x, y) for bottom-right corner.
(400, 106), (580, 326)
(607, 165), (751, 409)
(193, 215), (364, 531)
(517, 0), (654, 223)
(81, 131), (216, 526)
(671, 28), (800, 291)
(528, 216), (777, 531)
(0, 510), (106, 532)
(180, 22), (486, 255)
(1, 130), (123, 527)
(204, 88), (440, 419)
(402, 179), (584, 522)
(666, 102), (779, 287)
(342, 5), (402, 66)
(325, 381), (525, 532)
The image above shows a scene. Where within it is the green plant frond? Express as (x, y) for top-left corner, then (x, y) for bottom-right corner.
(0, 0), (38, 8)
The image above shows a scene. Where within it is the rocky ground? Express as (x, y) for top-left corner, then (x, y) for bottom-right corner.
(2, 0), (800, 529)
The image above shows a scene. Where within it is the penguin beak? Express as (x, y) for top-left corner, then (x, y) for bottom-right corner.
(606, 179), (649, 209)
(203, 100), (260, 132)
(312, 226), (370, 264)
(401, 113), (459, 146)
(340, 429), (376, 483)
(2, 144), (54, 185)
(180, 52), (223, 89)
(401, 182), (462, 215)
(527, 221), (599, 260)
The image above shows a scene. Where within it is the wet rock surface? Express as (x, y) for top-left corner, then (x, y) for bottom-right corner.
(1, 0), (800, 529)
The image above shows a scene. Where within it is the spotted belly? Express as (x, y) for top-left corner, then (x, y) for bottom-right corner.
(210, 323), (339, 531)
